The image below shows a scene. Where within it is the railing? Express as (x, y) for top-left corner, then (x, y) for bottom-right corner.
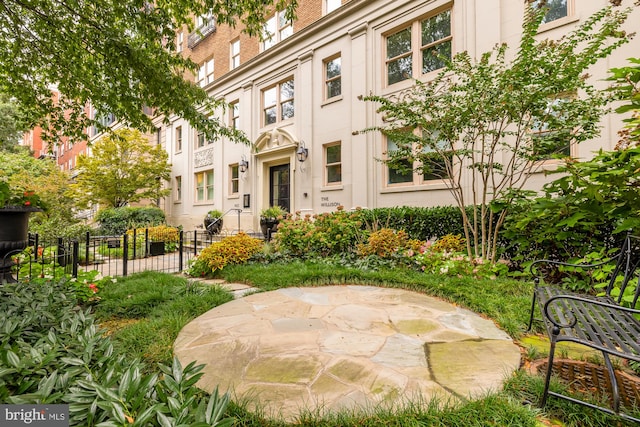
(187, 20), (216, 49)
(0, 229), (241, 282)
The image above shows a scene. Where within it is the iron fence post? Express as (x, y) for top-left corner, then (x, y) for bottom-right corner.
(123, 233), (128, 276)
(179, 230), (184, 272)
(85, 231), (90, 267)
(132, 228), (137, 259)
(33, 233), (39, 261)
(72, 240), (79, 278)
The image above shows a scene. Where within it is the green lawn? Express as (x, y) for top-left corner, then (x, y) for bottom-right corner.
(95, 266), (638, 427)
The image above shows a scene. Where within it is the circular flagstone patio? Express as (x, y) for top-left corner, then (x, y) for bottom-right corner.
(174, 285), (521, 420)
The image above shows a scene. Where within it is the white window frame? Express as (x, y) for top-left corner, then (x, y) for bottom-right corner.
(324, 142), (342, 185)
(176, 31), (183, 53)
(385, 7), (452, 87)
(195, 170), (214, 203)
(324, 54), (342, 100)
(230, 101), (239, 129)
(229, 164), (239, 195)
(261, 11), (292, 51)
(230, 39), (240, 69)
(175, 126), (182, 153)
(262, 78), (294, 126)
(326, 0), (341, 14)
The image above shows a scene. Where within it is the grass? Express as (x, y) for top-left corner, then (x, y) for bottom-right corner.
(94, 270), (233, 366)
(95, 265), (640, 427)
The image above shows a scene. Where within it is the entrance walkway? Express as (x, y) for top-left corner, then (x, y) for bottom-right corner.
(174, 285), (521, 420)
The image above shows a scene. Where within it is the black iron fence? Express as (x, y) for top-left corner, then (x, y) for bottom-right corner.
(6, 229), (262, 282)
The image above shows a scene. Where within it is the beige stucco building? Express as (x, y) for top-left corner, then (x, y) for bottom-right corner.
(155, 0), (640, 232)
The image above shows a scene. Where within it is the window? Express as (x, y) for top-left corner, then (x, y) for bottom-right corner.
(230, 101), (239, 128)
(531, 97), (573, 159)
(386, 137), (414, 185)
(326, 0), (341, 14)
(196, 11), (214, 29)
(195, 170), (214, 202)
(420, 133), (452, 181)
(263, 78), (294, 125)
(324, 55), (341, 99)
(230, 39), (240, 69)
(230, 164), (239, 195)
(197, 58), (214, 87)
(176, 32), (183, 53)
(262, 11), (292, 50)
(531, 0), (568, 24)
(175, 176), (182, 201)
(325, 143), (342, 185)
(196, 130), (206, 148)
(386, 8), (451, 86)
(175, 126), (182, 152)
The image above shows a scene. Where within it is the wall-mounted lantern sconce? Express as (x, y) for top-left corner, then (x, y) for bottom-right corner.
(239, 155), (249, 173)
(296, 141), (309, 163)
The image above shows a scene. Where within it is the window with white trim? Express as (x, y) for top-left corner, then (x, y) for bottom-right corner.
(262, 78), (294, 126)
(326, 0), (341, 14)
(175, 126), (182, 152)
(386, 8), (452, 86)
(324, 55), (341, 100)
(230, 164), (239, 195)
(230, 39), (240, 69)
(196, 130), (206, 148)
(325, 143), (342, 185)
(530, 0), (569, 24)
(230, 101), (239, 128)
(386, 136), (414, 185)
(195, 170), (214, 202)
(531, 97), (573, 159)
(176, 32), (183, 53)
(262, 11), (292, 50)
(196, 58), (214, 87)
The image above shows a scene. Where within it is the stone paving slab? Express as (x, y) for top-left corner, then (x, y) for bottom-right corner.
(174, 285), (521, 420)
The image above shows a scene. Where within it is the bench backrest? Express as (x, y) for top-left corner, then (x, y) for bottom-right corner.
(605, 234), (640, 307)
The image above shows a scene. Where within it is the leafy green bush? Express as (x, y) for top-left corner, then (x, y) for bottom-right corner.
(502, 148), (640, 265)
(357, 228), (424, 258)
(357, 206), (467, 241)
(188, 233), (263, 277)
(96, 206), (166, 235)
(274, 206), (367, 257)
(0, 279), (234, 426)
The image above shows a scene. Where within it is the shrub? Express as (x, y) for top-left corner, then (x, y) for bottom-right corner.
(189, 233), (263, 277)
(96, 206), (166, 235)
(274, 206), (367, 257)
(272, 212), (316, 257)
(431, 234), (466, 253)
(357, 228), (413, 258)
(0, 279), (233, 426)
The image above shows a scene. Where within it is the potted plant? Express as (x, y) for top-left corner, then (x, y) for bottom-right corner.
(204, 209), (224, 235)
(260, 205), (287, 239)
(0, 180), (45, 282)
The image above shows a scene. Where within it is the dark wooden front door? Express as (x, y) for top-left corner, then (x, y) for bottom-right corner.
(269, 164), (290, 212)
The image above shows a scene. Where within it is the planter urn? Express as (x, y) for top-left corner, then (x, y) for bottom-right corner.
(204, 215), (223, 235)
(0, 207), (35, 283)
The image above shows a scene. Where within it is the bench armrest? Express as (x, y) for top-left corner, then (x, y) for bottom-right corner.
(531, 256), (618, 277)
(543, 293), (640, 330)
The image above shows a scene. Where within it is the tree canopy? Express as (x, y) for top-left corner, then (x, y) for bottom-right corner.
(0, 0), (297, 143)
(71, 128), (171, 208)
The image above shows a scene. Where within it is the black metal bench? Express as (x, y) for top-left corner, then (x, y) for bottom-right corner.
(528, 233), (640, 422)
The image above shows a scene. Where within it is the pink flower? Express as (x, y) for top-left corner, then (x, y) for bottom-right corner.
(88, 283), (98, 293)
